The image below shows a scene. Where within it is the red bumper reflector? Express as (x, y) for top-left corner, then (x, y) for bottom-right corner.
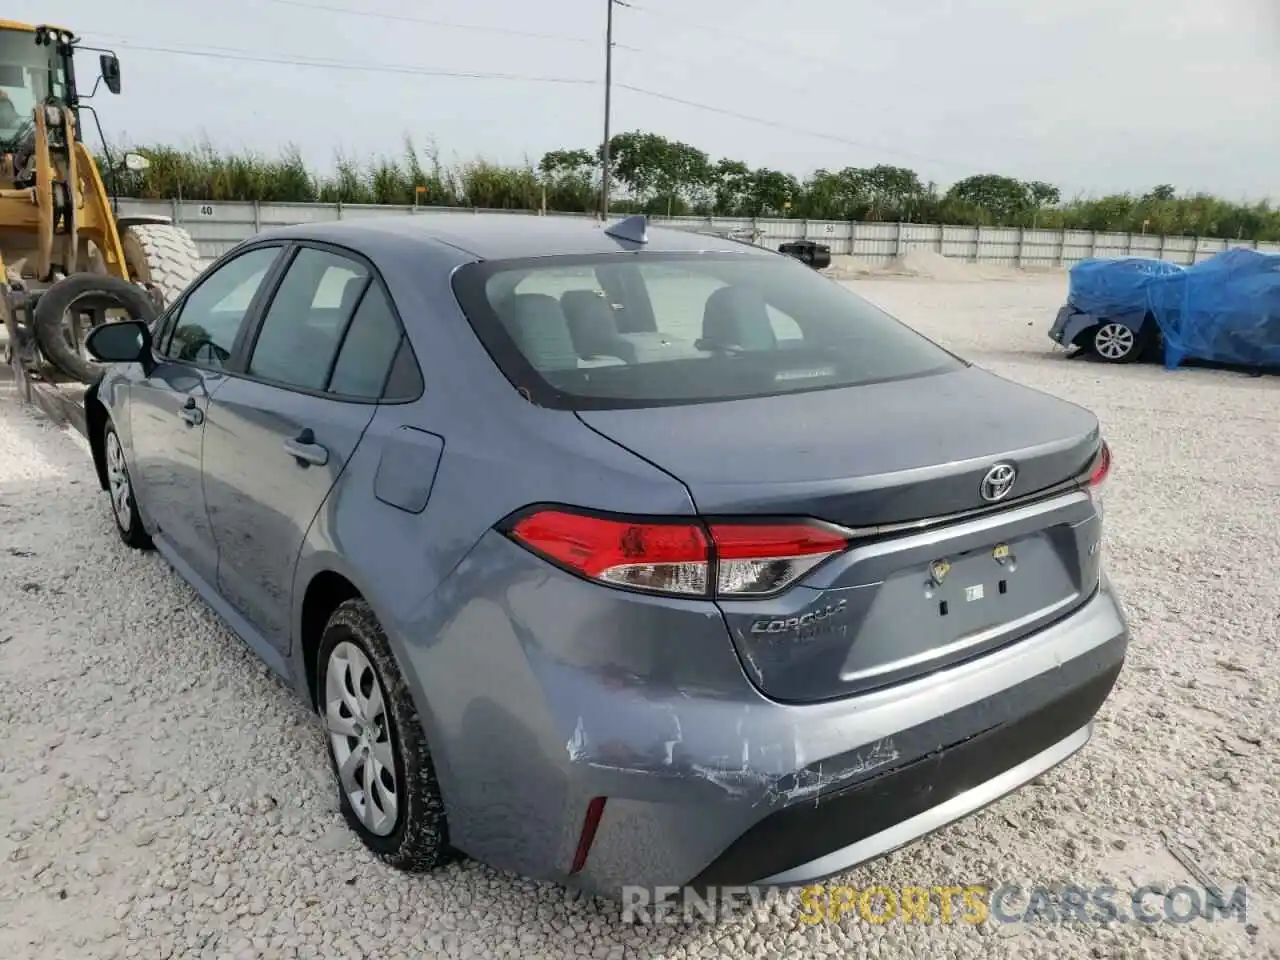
(570, 796), (607, 875)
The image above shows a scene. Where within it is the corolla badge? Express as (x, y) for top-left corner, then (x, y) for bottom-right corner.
(979, 462), (1017, 502)
(750, 599), (847, 635)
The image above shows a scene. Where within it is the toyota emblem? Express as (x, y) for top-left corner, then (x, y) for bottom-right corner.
(980, 463), (1017, 502)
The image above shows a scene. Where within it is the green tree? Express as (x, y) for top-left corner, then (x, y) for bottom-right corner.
(747, 168), (799, 217)
(1026, 180), (1061, 227)
(945, 174), (1033, 225)
(710, 159), (753, 216)
(102, 131), (1280, 242)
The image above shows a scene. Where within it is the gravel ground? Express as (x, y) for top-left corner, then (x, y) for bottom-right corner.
(2, 273), (1278, 960)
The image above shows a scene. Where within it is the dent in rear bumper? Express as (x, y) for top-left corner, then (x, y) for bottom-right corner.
(755, 721), (1096, 886)
(405, 530), (1128, 897)
(576, 578), (1126, 895)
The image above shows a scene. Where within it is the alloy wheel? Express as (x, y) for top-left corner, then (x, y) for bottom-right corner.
(325, 640), (400, 836)
(1094, 323), (1136, 361)
(105, 430), (132, 532)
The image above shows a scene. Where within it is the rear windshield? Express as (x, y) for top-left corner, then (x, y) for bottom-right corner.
(451, 252), (963, 409)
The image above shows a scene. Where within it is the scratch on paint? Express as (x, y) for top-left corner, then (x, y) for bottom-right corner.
(847, 738), (901, 776)
(757, 738), (901, 808)
(585, 761), (644, 775)
(663, 713), (683, 766)
(688, 763), (768, 798)
(566, 716), (587, 762)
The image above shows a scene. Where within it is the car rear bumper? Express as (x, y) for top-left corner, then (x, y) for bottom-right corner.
(691, 659), (1113, 887)
(400, 533), (1129, 898)
(1050, 303), (1097, 347)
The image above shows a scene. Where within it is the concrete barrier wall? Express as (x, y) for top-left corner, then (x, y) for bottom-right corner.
(118, 198), (1280, 268)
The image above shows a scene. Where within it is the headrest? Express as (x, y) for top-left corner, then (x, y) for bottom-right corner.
(702, 285), (777, 350)
(560, 290), (635, 362)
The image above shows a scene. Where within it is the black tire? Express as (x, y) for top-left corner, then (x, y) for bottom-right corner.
(32, 274), (158, 384)
(120, 224), (203, 308)
(317, 599), (450, 871)
(102, 420), (153, 550)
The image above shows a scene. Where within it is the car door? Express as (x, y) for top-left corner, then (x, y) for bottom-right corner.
(126, 244), (285, 585)
(201, 243), (401, 653)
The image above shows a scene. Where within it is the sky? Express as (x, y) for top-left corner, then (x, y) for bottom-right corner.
(8, 0), (1279, 199)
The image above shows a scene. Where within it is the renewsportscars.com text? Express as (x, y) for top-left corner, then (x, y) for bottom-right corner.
(620, 883), (1249, 926)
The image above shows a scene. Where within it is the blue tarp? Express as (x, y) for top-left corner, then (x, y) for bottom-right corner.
(1067, 257), (1184, 316)
(1068, 250), (1280, 369)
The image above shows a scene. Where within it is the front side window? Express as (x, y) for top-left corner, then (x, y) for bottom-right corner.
(247, 247), (370, 391)
(451, 253), (962, 409)
(166, 246), (280, 368)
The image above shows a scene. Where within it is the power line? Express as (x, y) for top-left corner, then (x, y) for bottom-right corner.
(264, 0), (594, 44)
(99, 36), (965, 167)
(616, 83), (977, 170)
(612, 41), (854, 104)
(620, 1), (847, 73)
(89, 30), (977, 171)
(99, 39), (598, 85)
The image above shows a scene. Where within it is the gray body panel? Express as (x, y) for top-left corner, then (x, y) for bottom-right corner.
(203, 379), (376, 653)
(87, 214), (1129, 896)
(125, 362), (226, 584)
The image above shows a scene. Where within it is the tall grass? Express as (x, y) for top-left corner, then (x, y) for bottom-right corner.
(102, 137), (1280, 242)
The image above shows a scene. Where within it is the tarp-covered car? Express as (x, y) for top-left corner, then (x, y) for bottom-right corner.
(1049, 257), (1182, 363)
(1049, 249), (1280, 368)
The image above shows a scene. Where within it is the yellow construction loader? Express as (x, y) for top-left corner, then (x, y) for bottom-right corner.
(0, 18), (201, 406)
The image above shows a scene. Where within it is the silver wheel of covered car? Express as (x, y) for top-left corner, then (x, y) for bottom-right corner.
(317, 599), (452, 869)
(326, 640), (400, 836)
(1092, 322), (1138, 362)
(103, 422), (153, 549)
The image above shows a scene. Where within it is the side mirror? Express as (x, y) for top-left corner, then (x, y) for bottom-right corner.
(99, 53), (121, 95)
(123, 151), (151, 173)
(85, 319), (150, 363)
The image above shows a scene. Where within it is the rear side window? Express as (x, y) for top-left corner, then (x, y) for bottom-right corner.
(451, 253), (962, 409)
(328, 285), (411, 399)
(248, 248), (370, 391)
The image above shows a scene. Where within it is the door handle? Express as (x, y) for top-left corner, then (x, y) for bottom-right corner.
(178, 398), (204, 427)
(284, 428), (329, 467)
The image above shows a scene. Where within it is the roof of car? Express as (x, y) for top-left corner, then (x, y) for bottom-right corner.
(254, 213), (776, 262)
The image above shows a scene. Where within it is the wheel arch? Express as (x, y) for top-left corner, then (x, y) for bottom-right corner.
(299, 569), (363, 709)
(84, 381), (110, 491)
(1062, 313), (1101, 348)
(292, 559), (458, 802)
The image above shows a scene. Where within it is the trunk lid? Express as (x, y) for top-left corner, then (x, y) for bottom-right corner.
(576, 367), (1100, 527)
(577, 367), (1106, 703)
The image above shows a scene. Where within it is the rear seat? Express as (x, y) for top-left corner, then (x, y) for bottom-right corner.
(559, 290), (637, 364)
(496, 293), (582, 371)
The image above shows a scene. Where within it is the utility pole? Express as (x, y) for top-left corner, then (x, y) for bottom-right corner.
(599, 0), (615, 220)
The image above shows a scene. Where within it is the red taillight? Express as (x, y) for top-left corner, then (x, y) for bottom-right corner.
(505, 509), (849, 598)
(1084, 441), (1112, 502)
(510, 510), (710, 595)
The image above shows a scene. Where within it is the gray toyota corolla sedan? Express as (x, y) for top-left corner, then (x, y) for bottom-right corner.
(80, 213), (1128, 897)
